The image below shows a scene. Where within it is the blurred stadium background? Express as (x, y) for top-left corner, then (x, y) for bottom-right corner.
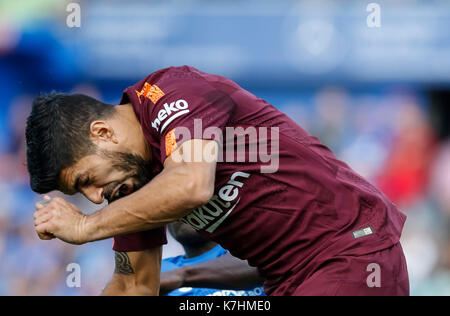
(0, 0), (449, 295)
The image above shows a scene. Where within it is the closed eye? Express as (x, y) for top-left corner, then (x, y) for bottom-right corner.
(73, 174), (96, 194)
(83, 176), (92, 186)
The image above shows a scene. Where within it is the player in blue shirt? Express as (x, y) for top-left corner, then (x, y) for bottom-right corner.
(161, 221), (265, 296)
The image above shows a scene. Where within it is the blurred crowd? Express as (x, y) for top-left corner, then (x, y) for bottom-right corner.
(1, 0), (449, 296)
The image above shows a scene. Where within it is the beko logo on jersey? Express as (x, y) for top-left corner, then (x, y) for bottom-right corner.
(151, 99), (189, 133)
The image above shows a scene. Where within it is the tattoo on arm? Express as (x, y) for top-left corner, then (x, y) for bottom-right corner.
(114, 252), (135, 275)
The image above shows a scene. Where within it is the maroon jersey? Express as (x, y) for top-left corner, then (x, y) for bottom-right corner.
(119, 66), (406, 294)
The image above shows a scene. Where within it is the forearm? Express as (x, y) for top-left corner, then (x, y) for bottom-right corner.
(101, 277), (127, 296)
(177, 253), (264, 289)
(103, 249), (162, 296)
(84, 164), (212, 242)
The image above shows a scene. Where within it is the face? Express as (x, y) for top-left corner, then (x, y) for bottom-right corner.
(59, 105), (153, 204)
(60, 150), (153, 204)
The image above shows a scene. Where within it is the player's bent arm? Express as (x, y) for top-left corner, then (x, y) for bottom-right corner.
(160, 252), (264, 294)
(102, 246), (162, 296)
(85, 139), (218, 243)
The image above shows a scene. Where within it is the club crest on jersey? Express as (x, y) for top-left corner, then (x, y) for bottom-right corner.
(151, 99), (189, 133)
(135, 83), (165, 104)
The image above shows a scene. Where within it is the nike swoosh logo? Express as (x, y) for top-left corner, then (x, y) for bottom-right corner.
(206, 198), (241, 233)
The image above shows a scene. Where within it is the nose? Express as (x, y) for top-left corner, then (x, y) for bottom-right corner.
(82, 186), (105, 204)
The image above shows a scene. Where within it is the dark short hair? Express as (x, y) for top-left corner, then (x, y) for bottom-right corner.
(26, 92), (116, 193)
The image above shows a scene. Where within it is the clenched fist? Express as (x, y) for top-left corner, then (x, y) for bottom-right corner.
(34, 195), (88, 245)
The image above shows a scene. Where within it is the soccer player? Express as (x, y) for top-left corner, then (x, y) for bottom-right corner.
(28, 66), (409, 295)
(161, 221), (265, 296)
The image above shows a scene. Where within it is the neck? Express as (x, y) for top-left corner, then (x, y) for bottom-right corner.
(183, 241), (218, 259)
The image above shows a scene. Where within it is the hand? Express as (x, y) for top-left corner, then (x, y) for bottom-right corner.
(159, 268), (186, 295)
(34, 195), (88, 245)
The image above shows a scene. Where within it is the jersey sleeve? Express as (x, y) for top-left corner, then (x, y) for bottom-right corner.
(112, 227), (167, 252)
(137, 67), (237, 163)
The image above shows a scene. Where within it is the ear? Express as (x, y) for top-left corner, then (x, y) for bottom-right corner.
(89, 121), (118, 144)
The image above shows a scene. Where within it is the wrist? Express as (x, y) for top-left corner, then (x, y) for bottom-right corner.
(81, 213), (98, 243)
(82, 208), (119, 243)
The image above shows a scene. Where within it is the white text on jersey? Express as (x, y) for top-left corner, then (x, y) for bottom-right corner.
(151, 99), (189, 133)
(181, 171), (250, 233)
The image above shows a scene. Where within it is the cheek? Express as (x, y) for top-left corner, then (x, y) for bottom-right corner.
(95, 165), (128, 185)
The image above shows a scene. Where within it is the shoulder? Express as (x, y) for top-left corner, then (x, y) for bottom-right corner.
(149, 65), (207, 90)
(121, 65), (204, 99)
(124, 66), (214, 106)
